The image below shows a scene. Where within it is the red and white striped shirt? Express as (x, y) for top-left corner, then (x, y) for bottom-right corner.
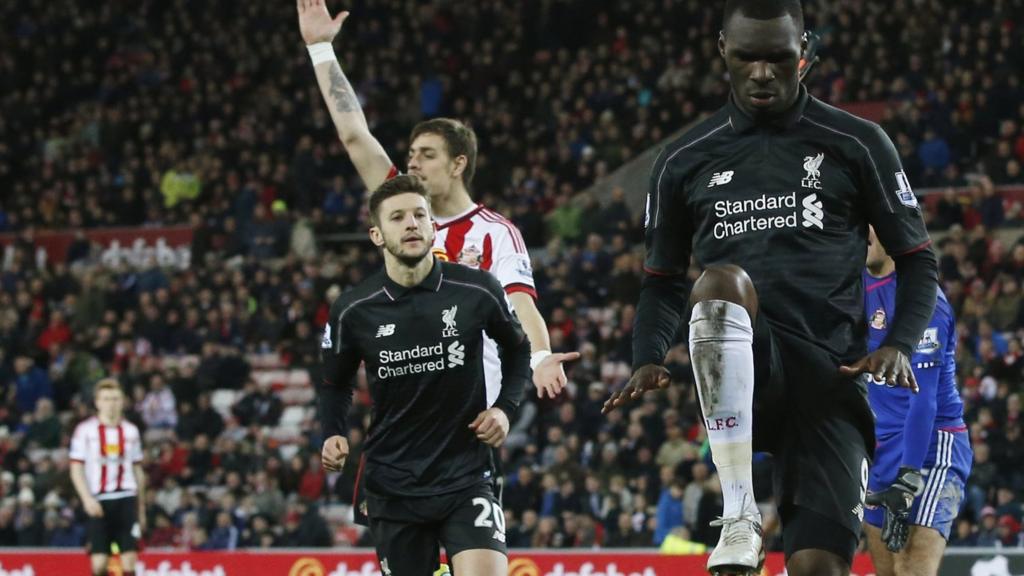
(432, 204), (536, 298)
(69, 417), (143, 500)
(432, 204), (538, 406)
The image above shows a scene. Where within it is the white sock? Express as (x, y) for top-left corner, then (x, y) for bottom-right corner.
(689, 299), (759, 519)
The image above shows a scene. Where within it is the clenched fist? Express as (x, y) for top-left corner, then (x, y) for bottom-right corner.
(469, 408), (510, 447)
(321, 435), (350, 472)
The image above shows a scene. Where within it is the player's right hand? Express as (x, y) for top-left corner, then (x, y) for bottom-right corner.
(601, 364), (671, 414)
(84, 498), (104, 518)
(321, 435), (349, 472)
(297, 0), (349, 46)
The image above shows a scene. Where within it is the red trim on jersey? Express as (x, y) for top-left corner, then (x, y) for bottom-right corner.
(385, 165), (399, 181)
(69, 459), (85, 463)
(505, 283), (538, 299)
(479, 208), (526, 253)
(481, 234), (493, 271)
(352, 454), (366, 510)
(642, 265), (685, 276)
(891, 239), (933, 256)
(866, 276), (896, 293)
(434, 205), (485, 230)
(98, 423), (108, 495)
(940, 425), (968, 433)
(115, 424), (126, 491)
(444, 219), (474, 262)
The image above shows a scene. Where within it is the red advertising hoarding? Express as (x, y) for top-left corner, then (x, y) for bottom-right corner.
(0, 225), (193, 269)
(0, 550), (880, 576)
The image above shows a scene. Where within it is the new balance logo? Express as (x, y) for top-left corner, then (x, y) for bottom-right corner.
(801, 193), (823, 229)
(852, 503), (864, 522)
(376, 324), (395, 338)
(447, 340), (465, 367)
(707, 171), (734, 187)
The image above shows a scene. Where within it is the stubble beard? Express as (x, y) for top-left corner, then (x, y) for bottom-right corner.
(385, 237), (432, 268)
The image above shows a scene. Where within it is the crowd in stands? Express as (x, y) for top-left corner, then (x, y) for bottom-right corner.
(0, 0), (1023, 554)
(2, 0), (1024, 239)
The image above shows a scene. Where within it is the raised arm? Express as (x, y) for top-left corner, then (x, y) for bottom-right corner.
(297, 0), (395, 191)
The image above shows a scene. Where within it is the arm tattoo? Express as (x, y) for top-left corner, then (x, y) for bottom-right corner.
(327, 63), (361, 113)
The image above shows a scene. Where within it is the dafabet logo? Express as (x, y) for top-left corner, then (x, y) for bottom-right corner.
(289, 558), (325, 576)
(508, 558), (541, 576)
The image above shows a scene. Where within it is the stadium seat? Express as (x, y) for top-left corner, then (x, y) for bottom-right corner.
(210, 389), (240, 418)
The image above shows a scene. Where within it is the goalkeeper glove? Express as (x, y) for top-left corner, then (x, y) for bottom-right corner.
(865, 466), (925, 552)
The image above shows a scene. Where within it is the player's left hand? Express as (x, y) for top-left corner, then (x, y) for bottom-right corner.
(865, 467), (925, 552)
(297, 0), (349, 46)
(321, 435), (349, 472)
(533, 351), (581, 399)
(469, 407), (510, 447)
(839, 346), (918, 393)
(602, 364), (671, 414)
(137, 514), (147, 536)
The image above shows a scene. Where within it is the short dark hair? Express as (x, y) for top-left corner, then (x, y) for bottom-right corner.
(723, 0), (803, 30)
(410, 118), (478, 189)
(368, 174), (429, 226)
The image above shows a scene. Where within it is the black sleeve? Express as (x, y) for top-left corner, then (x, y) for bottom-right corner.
(884, 248), (938, 356)
(632, 273), (689, 370)
(861, 123), (931, 256)
(317, 306), (362, 438)
(858, 123), (937, 356)
(643, 147), (694, 275)
(480, 273), (531, 418)
(632, 147), (693, 370)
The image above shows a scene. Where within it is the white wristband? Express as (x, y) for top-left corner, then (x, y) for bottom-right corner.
(307, 42), (337, 66)
(530, 350), (552, 370)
